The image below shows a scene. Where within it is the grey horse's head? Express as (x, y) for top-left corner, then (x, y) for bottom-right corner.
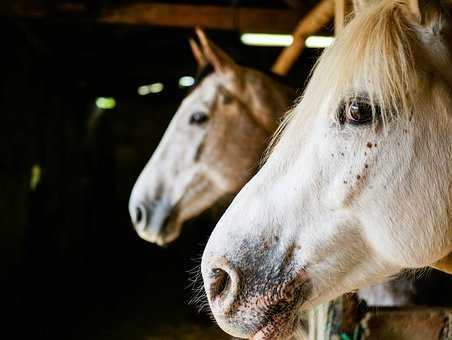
(129, 29), (294, 245)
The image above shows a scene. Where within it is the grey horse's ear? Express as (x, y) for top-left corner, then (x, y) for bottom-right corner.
(189, 38), (208, 70)
(195, 27), (237, 73)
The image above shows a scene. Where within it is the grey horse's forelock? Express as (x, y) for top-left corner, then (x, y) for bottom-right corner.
(193, 64), (215, 89)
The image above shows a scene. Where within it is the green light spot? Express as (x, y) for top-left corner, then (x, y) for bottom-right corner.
(30, 164), (42, 191)
(137, 83), (164, 96)
(149, 82), (164, 94)
(96, 97), (116, 109)
(178, 76), (195, 88)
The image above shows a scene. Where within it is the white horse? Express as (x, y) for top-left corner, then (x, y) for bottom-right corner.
(201, 0), (452, 338)
(128, 30), (295, 246)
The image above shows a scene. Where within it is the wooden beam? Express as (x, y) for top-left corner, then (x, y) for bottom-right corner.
(9, 3), (305, 33)
(271, 0), (334, 76)
(335, 0), (353, 34)
(98, 4), (304, 33)
(282, 0), (305, 9)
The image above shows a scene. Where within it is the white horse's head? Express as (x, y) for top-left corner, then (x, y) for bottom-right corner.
(129, 30), (294, 246)
(202, 0), (452, 338)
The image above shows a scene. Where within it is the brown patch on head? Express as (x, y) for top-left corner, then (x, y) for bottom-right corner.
(343, 163), (370, 207)
(366, 142), (373, 148)
(194, 141), (205, 162)
(259, 241), (270, 252)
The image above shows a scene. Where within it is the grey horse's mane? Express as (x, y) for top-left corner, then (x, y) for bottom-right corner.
(192, 63), (292, 91)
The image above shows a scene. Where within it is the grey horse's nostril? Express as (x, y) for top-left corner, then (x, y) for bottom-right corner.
(210, 268), (231, 300)
(136, 206), (144, 224)
(133, 204), (147, 229)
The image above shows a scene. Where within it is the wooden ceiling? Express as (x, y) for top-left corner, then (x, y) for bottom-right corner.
(1, 0), (336, 96)
(4, 0), (324, 33)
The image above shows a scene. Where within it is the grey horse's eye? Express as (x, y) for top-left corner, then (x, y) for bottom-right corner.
(338, 98), (377, 126)
(222, 94), (233, 105)
(189, 111), (209, 125)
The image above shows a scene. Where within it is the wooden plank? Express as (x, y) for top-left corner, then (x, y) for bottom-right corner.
(9, 3), (305, 33)
(98, 4), (305, 33)
(238, 8), (304, 33)
(100, 4), (235, 29)
(361, 308), (452, 340)
(309, 300), (452, 340)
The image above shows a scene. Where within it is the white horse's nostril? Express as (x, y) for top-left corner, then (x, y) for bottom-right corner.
(205, 256), (240, 315)
(210, 268), (231, 300)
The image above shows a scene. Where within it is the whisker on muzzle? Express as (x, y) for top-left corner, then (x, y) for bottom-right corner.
(186, 257), (210, 313)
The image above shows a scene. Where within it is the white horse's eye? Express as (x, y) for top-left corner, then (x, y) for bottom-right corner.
(189, 111), (209, 125)
(338, 98), (376, 126)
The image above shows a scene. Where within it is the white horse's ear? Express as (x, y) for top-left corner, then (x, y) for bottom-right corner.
(352, 0), (422, 20)
(352, 0), (374, 14)
(195, 27), (237, 74)
(189, 38), (208, 70)
(402, 0), (422, 23)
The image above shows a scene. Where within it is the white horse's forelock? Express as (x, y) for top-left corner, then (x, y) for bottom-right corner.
(268, 0), (428, 162)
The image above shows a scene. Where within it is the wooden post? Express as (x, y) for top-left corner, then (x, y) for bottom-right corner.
(335, 0), (346, 34)
(271, 0), (334, 76)
(308, 294), (362, 340)
(335, 0), (353, 34)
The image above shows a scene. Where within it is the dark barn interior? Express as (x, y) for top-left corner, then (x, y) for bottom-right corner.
(1, 1), (326, 339)
(5, 1), (452, 339)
